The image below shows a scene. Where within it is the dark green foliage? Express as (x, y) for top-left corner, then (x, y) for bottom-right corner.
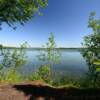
(80, 73), (100, 88)
(81, 12), (100, 88)
(52, 73), (81, 87)
(0, 44), (3, 48)
(0, 0), (48, 28)
(0, 44), (3, 57)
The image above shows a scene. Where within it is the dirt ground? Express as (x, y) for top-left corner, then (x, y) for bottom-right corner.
(0, 81), (100, 100)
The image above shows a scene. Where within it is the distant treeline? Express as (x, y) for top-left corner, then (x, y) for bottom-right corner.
(0, 46), (83, 50)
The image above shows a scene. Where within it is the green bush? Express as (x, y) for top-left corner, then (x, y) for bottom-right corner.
(38, 65), (52, 83)
(28, 65), (52, 84)
(0, 42), (28, 83)
(28, 72), (42, 81)
(81, 12), (100, 88)
(1, 68), (23, 83)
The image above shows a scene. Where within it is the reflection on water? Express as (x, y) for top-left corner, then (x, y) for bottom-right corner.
(19, 49), (88, 77)
(0, 49), (89, 78)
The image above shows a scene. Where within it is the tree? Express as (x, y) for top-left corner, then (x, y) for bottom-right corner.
(0, 44), (3, 56)
(0, 0), (48, 29)
(0, 44), (3, 48)
(36, 33), (61, 83)
(0, 42), (28, 82)
(37, 33), (61, 65)
(81, 12), (100, 88)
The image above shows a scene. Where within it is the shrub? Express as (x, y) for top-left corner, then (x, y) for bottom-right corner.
(36, 33), (61, 84)
(0, 42), (28, 83)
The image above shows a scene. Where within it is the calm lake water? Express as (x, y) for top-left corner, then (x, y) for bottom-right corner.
(19, 49), (88, 77)
(0, 49), (89, 78)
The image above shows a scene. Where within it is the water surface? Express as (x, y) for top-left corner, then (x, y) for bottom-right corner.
(20, 49), (88, 77)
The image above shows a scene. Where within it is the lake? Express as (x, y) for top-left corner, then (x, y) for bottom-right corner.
(18, 49), (89, 78)
(0, 49), (89, 78)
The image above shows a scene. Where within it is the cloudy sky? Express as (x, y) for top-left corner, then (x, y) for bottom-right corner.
(0, 0), (100, 47)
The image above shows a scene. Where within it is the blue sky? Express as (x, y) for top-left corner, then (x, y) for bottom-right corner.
(0, 0), (100, 47)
